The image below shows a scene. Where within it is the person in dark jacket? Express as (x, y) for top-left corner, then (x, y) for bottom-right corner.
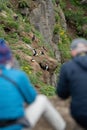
(0, 39), (65, 130)
(56, 38), (87, 129)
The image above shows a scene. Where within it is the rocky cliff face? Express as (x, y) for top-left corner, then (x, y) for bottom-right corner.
(28, 0), (67, 86)
(29, 0), (55, 45)
(6, 0), (67, 86)
(28, 0), (67, 62)
(28, 0), (57, 86)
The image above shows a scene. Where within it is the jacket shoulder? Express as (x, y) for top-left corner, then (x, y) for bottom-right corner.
(62, 60), (74, 69)
(9, 68), (27, 79)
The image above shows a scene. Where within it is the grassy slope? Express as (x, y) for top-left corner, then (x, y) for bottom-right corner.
(52, 0), (87, 63)
(0, 1), (56, 97)
(60, 0), (87, 38)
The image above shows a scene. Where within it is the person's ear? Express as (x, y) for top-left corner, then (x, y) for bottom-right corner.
(71, 50), (77, 57)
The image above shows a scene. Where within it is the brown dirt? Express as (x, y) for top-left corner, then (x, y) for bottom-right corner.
(33, 96), (84, 130)
(67, 23), (77, 39)
(12, 33), (58, 85)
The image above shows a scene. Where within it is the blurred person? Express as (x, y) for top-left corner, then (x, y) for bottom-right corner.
(56, 38), (87, 129)
(0, 39), (66, 130)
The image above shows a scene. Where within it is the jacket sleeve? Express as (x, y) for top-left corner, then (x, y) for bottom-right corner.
(19, 72), (38, 104)
(56, 64), (70, 99)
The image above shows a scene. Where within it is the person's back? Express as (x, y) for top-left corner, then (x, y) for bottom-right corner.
(0, 39), (37, 130)
(57, 38), (87, 129)
(0, 67), (29, 120)
(59, 55), (87, 116)
(0, 67), (24, 130)
(0, 67), (38, 130)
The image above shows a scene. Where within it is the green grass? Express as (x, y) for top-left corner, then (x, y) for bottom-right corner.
(60, 0), (87, 38)
(22, 37), (32, 44)
(52, 0), (56, 4)
(54, 2), (71, 62)
(40, 84), (56, 97)
(53, 24), (59, 34)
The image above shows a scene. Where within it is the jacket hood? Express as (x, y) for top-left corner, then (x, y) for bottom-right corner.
(73, 55), (87, 70)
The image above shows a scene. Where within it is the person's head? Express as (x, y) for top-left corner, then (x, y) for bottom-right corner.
(70, 38), (87, 57)
(0, 39), (13, 67)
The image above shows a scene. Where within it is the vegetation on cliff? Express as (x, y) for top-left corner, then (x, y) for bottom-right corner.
(60, 0), (87, 38)
(0, 0), (56, 96)
(0, 0), (87, 97)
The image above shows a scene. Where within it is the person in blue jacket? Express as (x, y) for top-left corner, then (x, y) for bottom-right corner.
(56, 38), (87, 129)
(0, 39), (66, 130)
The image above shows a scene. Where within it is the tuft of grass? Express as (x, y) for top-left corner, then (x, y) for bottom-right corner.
(40, 84), (56, 97)
(22, 37), (32, 44)
(29, 74), (42, 85)
(52, 0), (56, 4)
(18, 0), (29, 8)
(53, 24), (59, 34)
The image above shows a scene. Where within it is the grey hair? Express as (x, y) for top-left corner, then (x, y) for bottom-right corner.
(70, 38), (87, 50)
